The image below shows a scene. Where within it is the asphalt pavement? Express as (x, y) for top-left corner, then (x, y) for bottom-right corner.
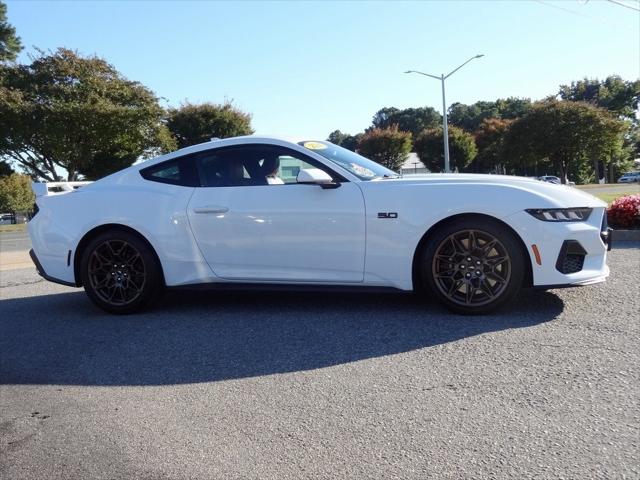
(0, 229), (30, 253)
(0, 230), (33, 271)
(0, 244), (638, 479)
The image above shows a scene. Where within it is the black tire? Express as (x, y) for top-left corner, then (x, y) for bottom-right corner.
(420, 217), (525, 315)
(80, 230), (162, 314)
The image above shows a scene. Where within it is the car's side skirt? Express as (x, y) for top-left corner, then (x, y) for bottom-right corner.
(167, 282), (409, 295)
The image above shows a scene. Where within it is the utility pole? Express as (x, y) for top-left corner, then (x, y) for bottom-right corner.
(405, 54), (484, 173)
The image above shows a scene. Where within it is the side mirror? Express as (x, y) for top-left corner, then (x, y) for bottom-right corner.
(296, 168), (340, 189)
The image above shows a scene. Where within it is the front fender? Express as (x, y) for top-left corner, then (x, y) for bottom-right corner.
(359, 181), (602, 290)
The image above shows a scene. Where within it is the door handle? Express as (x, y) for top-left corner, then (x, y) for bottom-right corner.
(193, 205), (229, 214)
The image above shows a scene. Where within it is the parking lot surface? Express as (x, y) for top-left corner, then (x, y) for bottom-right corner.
(0, 229), (30, 253)
(1, 244), (639, 479)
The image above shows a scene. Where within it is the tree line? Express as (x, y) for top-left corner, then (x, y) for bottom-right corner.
(0, 47), (253, 183)
(328, 76), (639, 184)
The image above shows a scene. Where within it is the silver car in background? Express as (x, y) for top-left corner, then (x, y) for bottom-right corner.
(617, 171), (640, 183)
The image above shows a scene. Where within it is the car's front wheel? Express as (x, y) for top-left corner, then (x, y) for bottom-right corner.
(80, 230), (162, 314)
(420, 217), (525, 315)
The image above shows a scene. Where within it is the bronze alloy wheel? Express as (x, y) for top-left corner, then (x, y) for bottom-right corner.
(87, 239), (147, 306)
(431, 229), (512, 307)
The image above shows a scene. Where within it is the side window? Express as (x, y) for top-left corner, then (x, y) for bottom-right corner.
(198, 153), (249, 187)
(196, 150), (257, 187)
(195, 145), (343, 187)
(278, 155), (316, 184)
(140, 157), (198, 187)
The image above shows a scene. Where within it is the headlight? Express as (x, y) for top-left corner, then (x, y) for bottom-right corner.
(526, 208), (592, 222)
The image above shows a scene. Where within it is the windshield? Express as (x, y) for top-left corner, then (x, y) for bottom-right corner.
(298, 141), (398, 180)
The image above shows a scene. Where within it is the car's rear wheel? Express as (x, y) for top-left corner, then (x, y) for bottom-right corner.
(80, 230), (162, 314)
(420, 217), (525, 315)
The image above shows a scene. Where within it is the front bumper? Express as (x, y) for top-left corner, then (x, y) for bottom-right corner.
(505, 207), (610, 287)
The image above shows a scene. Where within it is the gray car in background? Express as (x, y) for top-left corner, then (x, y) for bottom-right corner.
(618, 171), (640, 183)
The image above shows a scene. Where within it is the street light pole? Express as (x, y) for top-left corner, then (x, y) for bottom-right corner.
(440, 74), (450, 173)
(405, 54), (484, 173)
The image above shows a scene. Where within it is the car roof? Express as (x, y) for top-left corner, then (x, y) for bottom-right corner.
(137, 135), (312, 169)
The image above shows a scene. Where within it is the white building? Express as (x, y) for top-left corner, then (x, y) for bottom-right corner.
(400, 153), (429, 175)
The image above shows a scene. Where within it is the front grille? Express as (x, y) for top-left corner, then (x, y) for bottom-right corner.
(556, 240), (587, 274)
(560, 254), (585, 274)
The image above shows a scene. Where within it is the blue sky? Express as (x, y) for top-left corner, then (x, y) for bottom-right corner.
(7, 0), (640, 138)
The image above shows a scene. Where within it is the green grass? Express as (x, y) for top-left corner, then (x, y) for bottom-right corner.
(575, 185), (639, 204)
(0, 223), (27, 233)
(594, 193), (628, 204)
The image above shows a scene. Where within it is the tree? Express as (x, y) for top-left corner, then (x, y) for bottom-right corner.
(414, 125), (477, 172)
(448, 97), (531, 132)
(0, 48), (175, 181)
(166, 102), (253, 149)
(327, 129), (350, 146)
(502, 101), (626, 184)
(371, 106), (441, 138)
(0, 1), (21, 63)
(327, 130), (361, 151)
(0, 159), (12, 176)
(558, 76), (640, 121)
(0, 173), (33, 212)
(471, 118), (513, 173)
(623, 124), (640, 162)
(356, 126), (412, 171)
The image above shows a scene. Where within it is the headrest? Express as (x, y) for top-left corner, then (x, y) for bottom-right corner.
(261, 156), (280, 175)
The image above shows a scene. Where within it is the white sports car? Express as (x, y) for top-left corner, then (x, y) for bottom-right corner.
(28, 136), (611, 314)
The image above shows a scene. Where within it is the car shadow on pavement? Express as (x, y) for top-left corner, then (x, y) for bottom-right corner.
(0, 289), (563, 386)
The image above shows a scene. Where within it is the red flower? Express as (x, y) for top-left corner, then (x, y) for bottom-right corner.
(607, 194), (640, 229)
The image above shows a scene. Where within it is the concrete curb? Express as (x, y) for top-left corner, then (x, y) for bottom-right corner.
(613, 229), (640, 242)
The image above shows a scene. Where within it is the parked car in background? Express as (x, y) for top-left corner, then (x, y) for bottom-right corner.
(14, 213), (29, 224)
(538, 176), (576, 186)
(617, 171), (640, 183)
(538, 175), (562, 184)
(28, 136), (611, 315)
(0, 213), (16, 225)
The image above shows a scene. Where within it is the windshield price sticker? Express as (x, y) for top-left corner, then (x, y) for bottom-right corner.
(303, 141), (328, 150)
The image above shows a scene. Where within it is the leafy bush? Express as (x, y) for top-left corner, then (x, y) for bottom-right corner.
(414, 125), (477, 172)
(607, 194), (640, 229)
(356, 126), (412, 171)
(0, 173), (34, 213)
(166, 102), (253, 148)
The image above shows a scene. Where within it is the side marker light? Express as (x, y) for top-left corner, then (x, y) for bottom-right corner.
(531, 244), (542, 266)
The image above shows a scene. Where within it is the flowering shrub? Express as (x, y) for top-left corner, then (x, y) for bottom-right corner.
(607, 194), (640, 229)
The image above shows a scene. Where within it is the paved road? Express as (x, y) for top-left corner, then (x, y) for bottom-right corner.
(0, 230), (30, 254)
(0, 244), (638, 479)
(0, 231), (32, 272)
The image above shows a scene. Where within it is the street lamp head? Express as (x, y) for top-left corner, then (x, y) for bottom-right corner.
(475, 54), (485, 58)
(404, 70), (413, 74)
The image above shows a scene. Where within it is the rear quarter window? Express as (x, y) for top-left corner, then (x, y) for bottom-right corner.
(140, 157), (199, 187)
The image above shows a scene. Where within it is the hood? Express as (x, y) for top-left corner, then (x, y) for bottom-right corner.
(378, 174), (606, 208)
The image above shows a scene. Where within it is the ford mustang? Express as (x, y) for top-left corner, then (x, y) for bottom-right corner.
(28, 136), (612, 314)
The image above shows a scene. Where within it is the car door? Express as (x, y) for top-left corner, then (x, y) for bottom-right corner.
(187, 144), (366, 283)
